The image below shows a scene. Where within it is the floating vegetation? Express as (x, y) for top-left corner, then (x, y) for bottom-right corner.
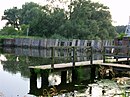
(99, 66), (115, 79)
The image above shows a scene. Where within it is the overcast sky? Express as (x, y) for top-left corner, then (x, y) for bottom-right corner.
(0, 0), (130, 29)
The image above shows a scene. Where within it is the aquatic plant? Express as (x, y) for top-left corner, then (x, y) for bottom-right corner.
(98, 66), (115, 79)
(41, 86), (58, 97)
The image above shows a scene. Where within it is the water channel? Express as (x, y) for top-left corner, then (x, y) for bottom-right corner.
(0, 47), (130, 97)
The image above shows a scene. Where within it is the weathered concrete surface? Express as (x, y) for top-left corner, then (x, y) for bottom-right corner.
(3, 38), (114, 51)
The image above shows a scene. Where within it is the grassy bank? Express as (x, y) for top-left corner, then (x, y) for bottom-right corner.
(0, 35), (43, 39)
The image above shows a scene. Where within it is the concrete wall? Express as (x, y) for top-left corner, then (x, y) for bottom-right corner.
(2, 38), (114, 51)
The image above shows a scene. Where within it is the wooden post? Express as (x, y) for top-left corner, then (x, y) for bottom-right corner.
(0, 39), (3, 47)
(90, 65), (96, 83)
(66, 47), (69, 63)
(103, 46), (106, 63)
(116, 47), (118, 62)
(90, 46), (93, 64)
(72, 46), (76, 66)
(127, 45), (129, 61)
(72, 69), (78, 83)
(61, 71), (67, 84)
(29, 68), (38, 94)
(51, 47), (54, 68)
(41, 70), (49, 88)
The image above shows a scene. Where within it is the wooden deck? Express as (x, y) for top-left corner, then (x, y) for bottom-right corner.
(28, 45), (130, 70)
(29, 58), (130, 70)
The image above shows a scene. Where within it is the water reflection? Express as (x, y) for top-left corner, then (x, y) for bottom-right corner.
(0, 61), (31, 97)
(48, 73), (61, 86)
(0, 54), (7, 61)
(0, 54), (7, 70)
(2, 47), (103, 61)
(28, 66), (130, 97)
(1, 47), (130, 96)
(0, 47), (102, 78)
(29, 66), (96, 96)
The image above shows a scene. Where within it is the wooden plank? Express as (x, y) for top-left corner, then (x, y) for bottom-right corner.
(29, 60), (102, 70)
(99, 63), (130, 68)
(29, 58), (130, 70)
(105, 58), (129, 62)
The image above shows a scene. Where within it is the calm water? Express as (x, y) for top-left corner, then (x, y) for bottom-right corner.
(0, 54), (33, 97)
(0, 47), (103, 97)
(1, 47), (129, 97)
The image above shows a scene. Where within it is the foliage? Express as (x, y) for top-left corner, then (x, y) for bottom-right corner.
(117, 32), (126, 39)
(34, 69), (41, 74)
(0, 35), (43, 39)
(0, 26), (18, 35)
(116, 25), (126, 34)
(19, 2), (42, 25)
(1, 7), (20, 30)
(20, 24), (29, 35)
(50, 33), (66, 39)
(68, 0), (116, 40)
(1, 0), (117, 40)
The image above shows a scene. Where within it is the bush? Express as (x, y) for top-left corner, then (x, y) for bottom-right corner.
(0, 26), (18, 35)
(50, 34), (66, 40)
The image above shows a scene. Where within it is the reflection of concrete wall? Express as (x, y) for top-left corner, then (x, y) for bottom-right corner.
(31, 49), (40, 57)
(3, 47), (102, 62)
(14, 48), (52, 58)
(22, 48), (31, 56)
(3, 38), (114, 51)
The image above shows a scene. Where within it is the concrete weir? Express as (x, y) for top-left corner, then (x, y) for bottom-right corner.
(2, 38), (114, 51)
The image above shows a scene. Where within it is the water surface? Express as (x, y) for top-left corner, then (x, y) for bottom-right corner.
(1, 47), (128, 97)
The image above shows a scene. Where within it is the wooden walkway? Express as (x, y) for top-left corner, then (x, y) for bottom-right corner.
(29, 45), (130, 70)
(29, 58), (130, 70)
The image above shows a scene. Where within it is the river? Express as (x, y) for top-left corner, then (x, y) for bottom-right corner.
(0, 47), (130, 97)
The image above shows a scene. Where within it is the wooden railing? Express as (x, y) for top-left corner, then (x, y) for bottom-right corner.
(103, 46), (130, 63)
(49, 46), (93, 68)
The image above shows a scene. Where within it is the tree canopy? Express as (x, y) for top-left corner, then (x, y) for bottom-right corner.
(1, 0), (117, 40)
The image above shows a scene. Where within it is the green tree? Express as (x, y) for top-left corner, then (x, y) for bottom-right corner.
(19, 2), (42, 25)
(1, 0), (117, 40)
(0, 26), (18, 35)
(116, 25), (126, 34)
(29, 7), (67, 37)
(66, 0), (116, 39)
(2, 7), (20, 30)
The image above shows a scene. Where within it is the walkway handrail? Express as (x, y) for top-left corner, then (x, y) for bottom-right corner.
(103, 45), (130, 63)
(50, 46), (93, 68)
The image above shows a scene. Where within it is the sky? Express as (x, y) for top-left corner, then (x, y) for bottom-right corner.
(0, 0), (130, 29)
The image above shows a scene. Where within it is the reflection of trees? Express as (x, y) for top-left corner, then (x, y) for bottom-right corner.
(2, 54), (60, 78)
(1, 47), (96, 79)
(28, 56), (72, 65)
(1, 52), (92, 79)
(76, 67), (91, 81)
(2, 59), (30, 78)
